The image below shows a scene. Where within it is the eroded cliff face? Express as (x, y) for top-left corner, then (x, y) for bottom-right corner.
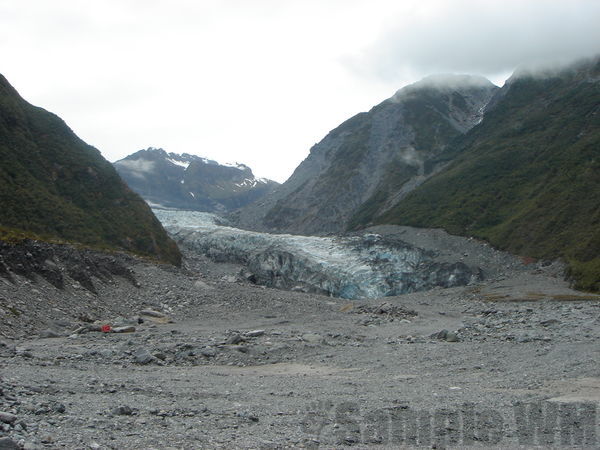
(234, 75), (498, 235)
(156, 210), (482, 300)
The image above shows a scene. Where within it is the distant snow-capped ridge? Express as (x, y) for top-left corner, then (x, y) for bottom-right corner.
(115, 147), (258, 174)
(113, 147), (279, 213)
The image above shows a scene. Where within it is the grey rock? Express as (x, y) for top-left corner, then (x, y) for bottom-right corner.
(0, 437), (20, 450)
(40, 435), (55, 444)
(112, 405), (134, 416)
(226, 334), (243, 345)
(52, 403), (66, 413)
(139, 309), (166, 318)
(236, 411), (259, 422)
(153, 351), (167, 360)
(111, 316), (136, 327)
(245, 329), (265, 338)
(193, 280), (213, 290)
(200, 348), (217, 358)
(52, 319), (72, 328)
(302, 333), (322, 344)
(39, 329), (61, 339)
(112, 326), (136, 333)
(432, 329), (448, 340)
(176, 349), (195, 360)
(445, 332), (460, 342)
(221, 274), (238, 283)
(133, 348), (155, 365)
(78, 313), (95, 323)
(0, 411), (17, 424)
(98, 349), (113, 358)
(0, 341), (16, 353)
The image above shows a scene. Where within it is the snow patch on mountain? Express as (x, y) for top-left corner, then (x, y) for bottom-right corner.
(166, 157), (191, 169)
(115, 148), (279, 213)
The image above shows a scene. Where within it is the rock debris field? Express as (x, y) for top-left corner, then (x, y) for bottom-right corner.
(1, 225), (600, 449)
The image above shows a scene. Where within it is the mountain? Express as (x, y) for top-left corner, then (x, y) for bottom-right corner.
(372, 57), (600, 291)
(114, 148), (279, 212)
(235, 74), (498, 234)
(0, 74), (181, 265)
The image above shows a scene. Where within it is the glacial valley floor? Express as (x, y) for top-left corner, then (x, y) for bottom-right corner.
(1, 247), (600, 449)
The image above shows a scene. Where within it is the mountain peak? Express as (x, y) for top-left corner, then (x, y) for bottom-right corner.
(114, 149), (279, 212)
(507, 54), (600, 84)
(413, 73), (495, 89)
(391, 74), (496, 103)
(236, 74), (498, 235)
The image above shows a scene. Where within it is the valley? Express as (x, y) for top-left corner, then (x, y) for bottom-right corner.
(1, 217), (599, 448)
(0, 55), (599, 449)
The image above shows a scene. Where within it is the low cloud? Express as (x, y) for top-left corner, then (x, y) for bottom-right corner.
(346, 0), (600, 82)
(398, 146), (422, 168)
(114, 158), (155, 179)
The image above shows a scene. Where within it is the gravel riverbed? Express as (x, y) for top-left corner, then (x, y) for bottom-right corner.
(1, 227), (599, 449)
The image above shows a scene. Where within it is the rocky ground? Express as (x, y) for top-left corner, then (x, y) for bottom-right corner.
(1, 232), (600, 449)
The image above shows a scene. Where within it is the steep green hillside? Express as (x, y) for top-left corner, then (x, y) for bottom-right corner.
(0, 74), (181, 265)
(376, 58), (600, 291)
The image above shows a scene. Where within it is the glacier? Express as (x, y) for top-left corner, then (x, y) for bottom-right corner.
(154, 209), (482, 300)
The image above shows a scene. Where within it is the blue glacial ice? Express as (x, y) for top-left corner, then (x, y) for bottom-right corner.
(154, 209), (482, 300)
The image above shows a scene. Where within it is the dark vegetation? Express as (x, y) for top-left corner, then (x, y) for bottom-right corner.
(0, 74), (181, 265)
(374, 58), (600, 291)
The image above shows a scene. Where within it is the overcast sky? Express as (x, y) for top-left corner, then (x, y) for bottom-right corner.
(1, 0), (599, 182)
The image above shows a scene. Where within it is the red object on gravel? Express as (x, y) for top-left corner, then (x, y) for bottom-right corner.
(101, 325), (112, 333)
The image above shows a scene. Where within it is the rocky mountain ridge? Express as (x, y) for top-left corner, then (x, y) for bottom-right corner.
(114, 147), (279, 212)
(375, 56), (600, 291)
(236, 57), (599, 291)
(234, 74), (498, 234)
